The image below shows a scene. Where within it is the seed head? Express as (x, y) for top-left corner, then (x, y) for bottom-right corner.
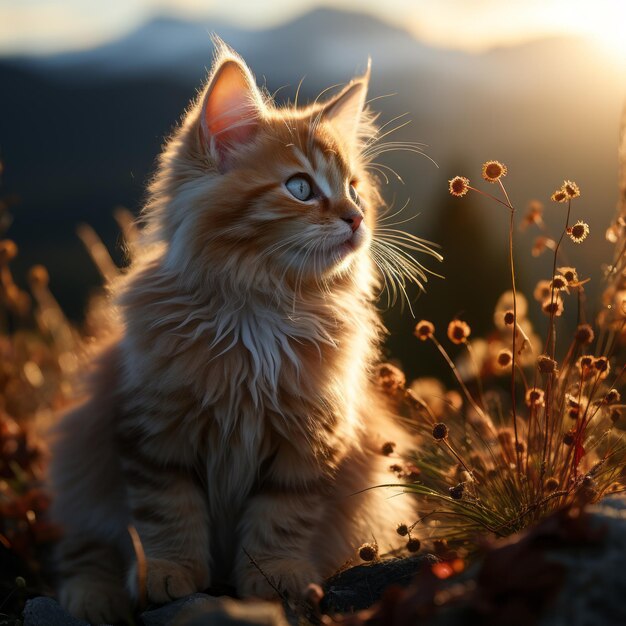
(551, 189), (568, 203)
(557, 266), (579, 285)
(432, 422), (449, 441)
(0, 239), (18, 264)
(503, 310), (515, 326)
(542, 296), (564, 317)
(381, 441), (396, 456)
(574, 324), (594, 344)
(605, 389), (621, 404)
(414, 320), (435, 341)
(562, 180), (580, 198)
(531, 236), (556, 257)
(406, 537), (421, 552)
(449, 483), (464, 500)
(550, 275), (568, 292)
(545, 477), (560, 492)
(447, 319), (471, 344)
(525, 388), (545, 408)
(593, 356), (610, 378)
(533, 280), (552, 302)
(376, 363), (406, 395)
(481, 160), (507, 183)
(389, 463), (403, 473)
(449, 176), (470, 197)
(396, 523), (409, 537)
(568, 221), (590, 243)
(521, 200), (544, 231)
(28, 265), (49, 288)
(496, 349), (512, 368)
(537, 354), (558, 374)
(358, 543), (378, 562)
(563, 431), (575, 446)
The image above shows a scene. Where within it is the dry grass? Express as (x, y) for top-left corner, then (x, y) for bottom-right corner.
(377, 163), (626, 561)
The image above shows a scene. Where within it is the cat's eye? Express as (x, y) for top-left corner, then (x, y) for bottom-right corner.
(286, 176), (313, 201)
(349, 183), (359, 204)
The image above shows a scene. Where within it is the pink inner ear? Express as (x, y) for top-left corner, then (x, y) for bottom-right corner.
(201, 61), (260, 157)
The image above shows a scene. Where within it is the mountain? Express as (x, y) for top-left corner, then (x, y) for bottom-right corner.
(0, 8), (624, 377)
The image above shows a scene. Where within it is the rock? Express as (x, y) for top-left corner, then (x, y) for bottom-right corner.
(539, 495), (626, 626)
(321, 554), (439, 613)
(23, 596), (91, 626)
(23, 594), (290, 626)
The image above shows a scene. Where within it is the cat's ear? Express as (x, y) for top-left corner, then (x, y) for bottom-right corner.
(321, 61), (370, 143)
(200, 43), (264, 169)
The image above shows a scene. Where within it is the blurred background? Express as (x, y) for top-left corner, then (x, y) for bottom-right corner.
(1, 0), (625, 378)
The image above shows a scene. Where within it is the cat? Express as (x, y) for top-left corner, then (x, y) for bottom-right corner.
(49, 41), (429, 624)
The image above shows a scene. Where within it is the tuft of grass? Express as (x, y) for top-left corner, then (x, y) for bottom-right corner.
(382, 165), (626, 554)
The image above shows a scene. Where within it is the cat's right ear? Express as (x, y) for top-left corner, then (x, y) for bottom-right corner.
(199, 49), (264, 171)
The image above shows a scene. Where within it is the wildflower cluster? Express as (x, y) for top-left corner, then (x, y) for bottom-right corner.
(385, 162), (625, 556)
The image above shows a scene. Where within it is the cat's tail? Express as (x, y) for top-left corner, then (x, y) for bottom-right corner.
(48, 339), (133, 622)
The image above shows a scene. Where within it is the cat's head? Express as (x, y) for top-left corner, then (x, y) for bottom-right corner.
(146, 41), (437, 298)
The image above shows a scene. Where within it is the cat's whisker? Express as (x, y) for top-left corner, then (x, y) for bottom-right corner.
(366, 161), (403, 184)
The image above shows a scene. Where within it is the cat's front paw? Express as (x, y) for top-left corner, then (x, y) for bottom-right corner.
(128, 557), (208, 605)
(236, 557), (320, 604)
(60, 575), (132, 624)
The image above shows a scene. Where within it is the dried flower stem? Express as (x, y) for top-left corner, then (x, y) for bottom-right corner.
(498, 179), (522, 476)
(429, 335), (491, 431)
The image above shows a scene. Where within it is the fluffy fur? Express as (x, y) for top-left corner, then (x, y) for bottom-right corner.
(50, 43), (425, 623)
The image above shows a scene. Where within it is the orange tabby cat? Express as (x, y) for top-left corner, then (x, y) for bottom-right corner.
(50, 42), (424, 623)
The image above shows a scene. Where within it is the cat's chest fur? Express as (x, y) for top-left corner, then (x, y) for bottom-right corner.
(118, 265), (370, 505)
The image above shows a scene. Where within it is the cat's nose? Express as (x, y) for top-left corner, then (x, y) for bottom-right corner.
(342, 213), (363, 233)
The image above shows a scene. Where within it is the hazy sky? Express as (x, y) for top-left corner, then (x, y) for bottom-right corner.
(1, 0), (626, 57)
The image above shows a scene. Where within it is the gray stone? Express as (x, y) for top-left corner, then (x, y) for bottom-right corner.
(539, 495), (626, 626)
(23, 593), (289, 626)
(23, 597), (92, 626)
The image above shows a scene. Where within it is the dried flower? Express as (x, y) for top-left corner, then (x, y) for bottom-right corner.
(449, 176), (470, 197)
(0, 239), (18, 264)
(358, 543), (378, 562)
(496, 349), (512, 368)
(545, 477), (560, 492)
(568, 221), (590, 243)
(376, 363), (405, 395)
(531, 236), (556, 257)
(563, 431), (575, 446)
(593, 356), (610, 379)
(447, 320), (471, 344)
(562, 180), (580, 199)
(520, 200), (544, 231)
(558, 266), (579, 285)
(574, 324), (594, 345)
(406, 538), (421, 553)
(432, 422), (449, 440)
(396, 523), (409, 537)
(28, 265), (50, 288)
(415, 320), (435, 341)
(550, 275), (569, 292)
(604, 389), (621, 404)
(537, 354), (558, 374)
(542, 296), (564, 317)
(381, 441), (396, 456)
(551, 189), (568, 203)
(525, 388), (545, 408)
(503, 310), (515, 326)
(481, 160), (507, 183)
(449, 483), (464, 500)
(533, 280), (552, 302)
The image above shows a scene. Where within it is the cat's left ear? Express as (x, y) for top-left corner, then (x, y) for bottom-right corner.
(321, 60), (370, 144)
(200, 44), (265, 170)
